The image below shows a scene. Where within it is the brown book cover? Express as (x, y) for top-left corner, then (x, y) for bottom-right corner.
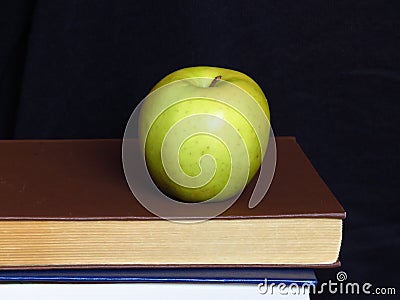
(0, 137), (345, 269)
(0, 136), (345, 220)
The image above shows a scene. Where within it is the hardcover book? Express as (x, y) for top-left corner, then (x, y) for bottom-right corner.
(0, 268), (316, 300)
(0, 267), (316, 284)
(0, 137), (345, 268)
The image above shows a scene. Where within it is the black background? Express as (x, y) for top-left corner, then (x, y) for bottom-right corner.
(1, 1), (399, 298)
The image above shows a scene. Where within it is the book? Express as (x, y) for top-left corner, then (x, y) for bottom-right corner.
(0, 267), (316, 284)
(0, 137), (345, 269)
(0, 268), (316, 300)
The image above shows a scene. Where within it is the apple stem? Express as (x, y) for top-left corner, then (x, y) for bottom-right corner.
(209, 75), (222, 87)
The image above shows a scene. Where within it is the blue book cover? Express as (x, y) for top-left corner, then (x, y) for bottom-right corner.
(0, 268), (316, 285)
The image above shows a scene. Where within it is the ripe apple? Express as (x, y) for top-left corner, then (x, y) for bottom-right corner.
(138, 66), (270, 202)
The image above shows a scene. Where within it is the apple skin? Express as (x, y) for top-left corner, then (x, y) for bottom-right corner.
(138, 66), (270, 202)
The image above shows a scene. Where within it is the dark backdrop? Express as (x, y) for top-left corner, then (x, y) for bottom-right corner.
(1, 1), (399, 298)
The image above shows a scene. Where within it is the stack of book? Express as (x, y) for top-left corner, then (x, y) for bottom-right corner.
(0, 137), (345, 299)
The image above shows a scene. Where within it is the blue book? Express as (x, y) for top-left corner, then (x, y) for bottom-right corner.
(0, 267), (316, 284)
(0, 268), (316, 299)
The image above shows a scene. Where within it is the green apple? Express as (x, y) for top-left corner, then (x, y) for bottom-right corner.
(138, 66), (270, 202)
